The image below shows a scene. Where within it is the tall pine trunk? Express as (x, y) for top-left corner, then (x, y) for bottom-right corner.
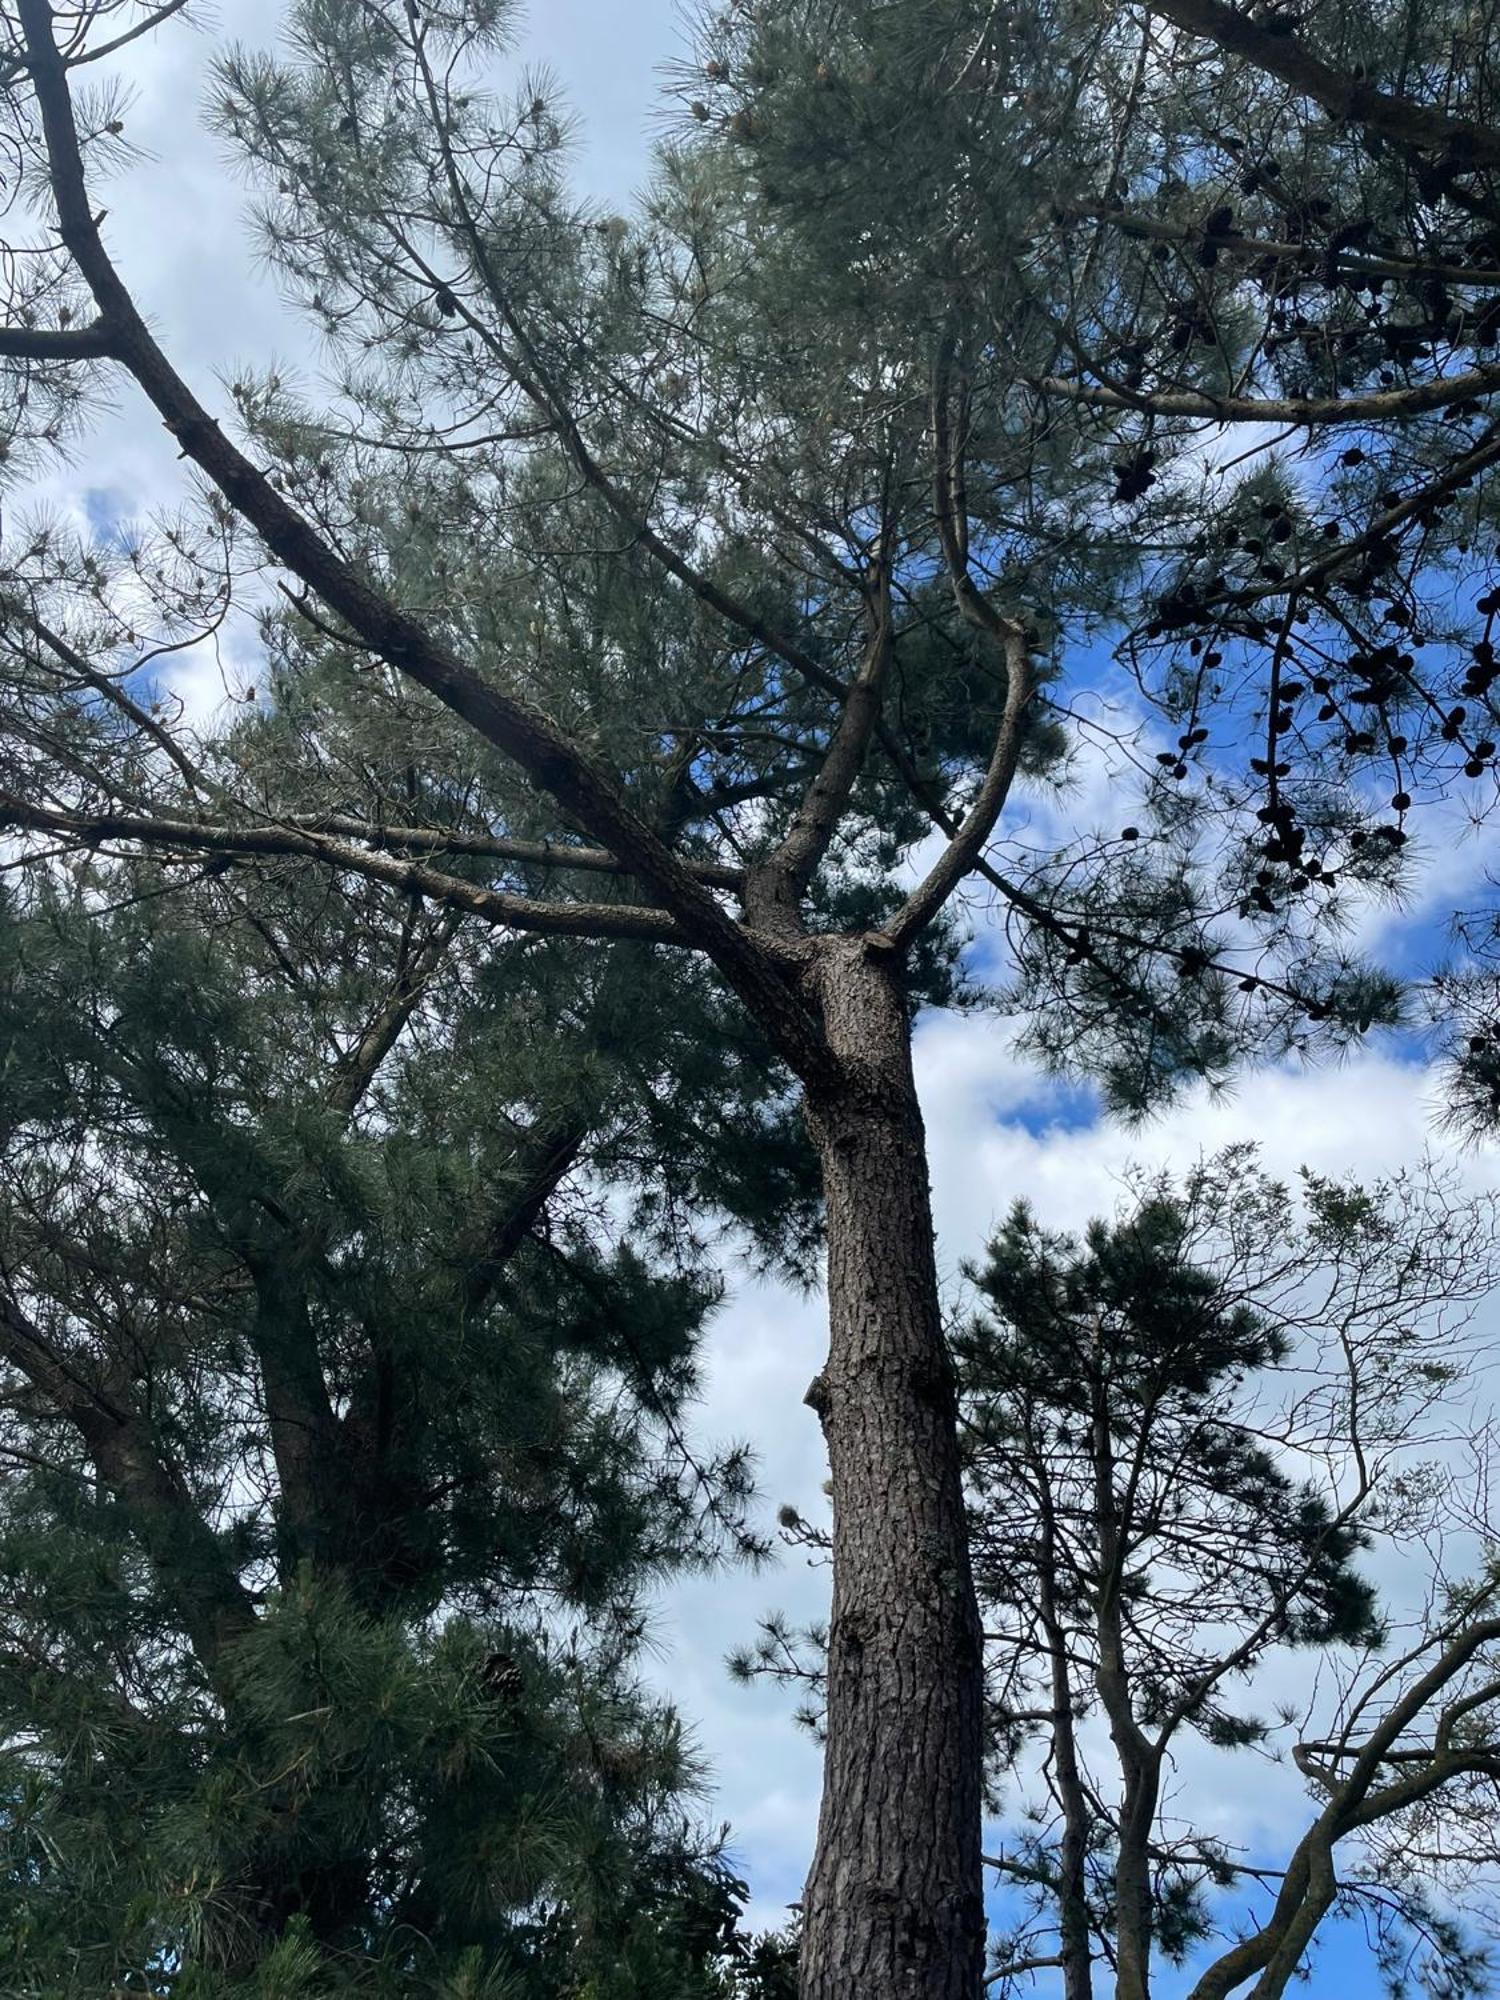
(797, 941), (986, 2000)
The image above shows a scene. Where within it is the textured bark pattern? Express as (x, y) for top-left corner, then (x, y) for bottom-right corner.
(799, 942), (985, 2000)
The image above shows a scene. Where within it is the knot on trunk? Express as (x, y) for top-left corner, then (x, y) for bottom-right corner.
(908, 1351), (958, 1419)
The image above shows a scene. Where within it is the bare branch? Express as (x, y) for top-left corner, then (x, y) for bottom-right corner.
(0, 796), (696, 945)
(1066, 202), (1500, 292)
(0, 317), (116, 360)
(986, 1955), (1066, 1986)
(745, 555), (894, 933)
(288, 813), (743, 891)
(323, 910), (462, 1122)
(63, 0), (194, 69)
(16, 609), (212, 797)
(885, 341), (1035, 951)
(1032, 363), (1500, 427)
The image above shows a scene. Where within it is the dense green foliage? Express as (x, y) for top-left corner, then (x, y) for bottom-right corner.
(12, 0), (1500, 1116)
(657, 0), (1500, 1112)
(0, 802), (814, 1994)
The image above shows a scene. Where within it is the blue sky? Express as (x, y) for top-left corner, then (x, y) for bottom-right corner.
(29, 1), (1500, 1986)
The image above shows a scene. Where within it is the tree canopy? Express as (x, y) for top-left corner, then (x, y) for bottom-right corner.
(0, 779), (822, 1991)
(6, 0), (1500, 1994)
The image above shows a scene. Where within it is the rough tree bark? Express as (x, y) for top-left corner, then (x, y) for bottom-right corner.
(798, 939), (987, 2000)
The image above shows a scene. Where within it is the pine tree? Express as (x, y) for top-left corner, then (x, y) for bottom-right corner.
(0, 812), (797, 1992)
(6, 2), (1500, 1993)
(959, 1152), (1500, 2000)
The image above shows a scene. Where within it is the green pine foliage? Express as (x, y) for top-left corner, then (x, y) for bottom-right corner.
(15, 0), (1500, 1140)
(0, 845), (794, 1995)
(964, 1151), (1500, 1990)
(9, 0), (1500, 1990)
(80, 0), (1486, 1124)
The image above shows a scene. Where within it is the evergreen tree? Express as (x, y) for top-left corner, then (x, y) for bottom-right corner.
(962, 1153), (1500, 2000)
(0, 820), (795, 1993)
(6, 2), (1500, 1993)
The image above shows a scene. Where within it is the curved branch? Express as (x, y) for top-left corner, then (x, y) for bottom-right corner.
(745, 556), (894, 933)
(884, 624), (1033, 951)
(16, 609), (212, 797)
(885, 339), (1035, 951)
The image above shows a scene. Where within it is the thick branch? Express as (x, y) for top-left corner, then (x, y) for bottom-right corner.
(323, 911), (461, 1122)
(1087, 1366), (1158, 2000)
(240, 1249), (349, 1572)
(885, 622), (1032, 951)
(746, 562), (894, 933)
(1187, 1834), (1322, 2000)
(1068, 203), (1500, 291)
(297, 813), (742, 891)
(1333, 1748), (1500, 1832)
(1144, 0), (1500, 169)
(1033, 362), (1500, 427)
(1189, 1618), (1500, 2000)
(1334, 1617), (1500, 1811)
(460, 1119), (589, 1318)
(0, 1290), (259, 1677)
(0, 317), (116, 361)
(1033, 1449), (1096, 2000)
(1248, 1844), (1338, 2000)
(888, 351), (1035, 950)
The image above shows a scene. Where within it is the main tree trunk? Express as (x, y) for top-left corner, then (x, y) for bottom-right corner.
(797, 940), (986, 2000)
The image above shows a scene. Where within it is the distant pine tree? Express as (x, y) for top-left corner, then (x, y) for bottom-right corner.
(750, 1150), (1500, 1997)
(960, 1154), (1500, 1999)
